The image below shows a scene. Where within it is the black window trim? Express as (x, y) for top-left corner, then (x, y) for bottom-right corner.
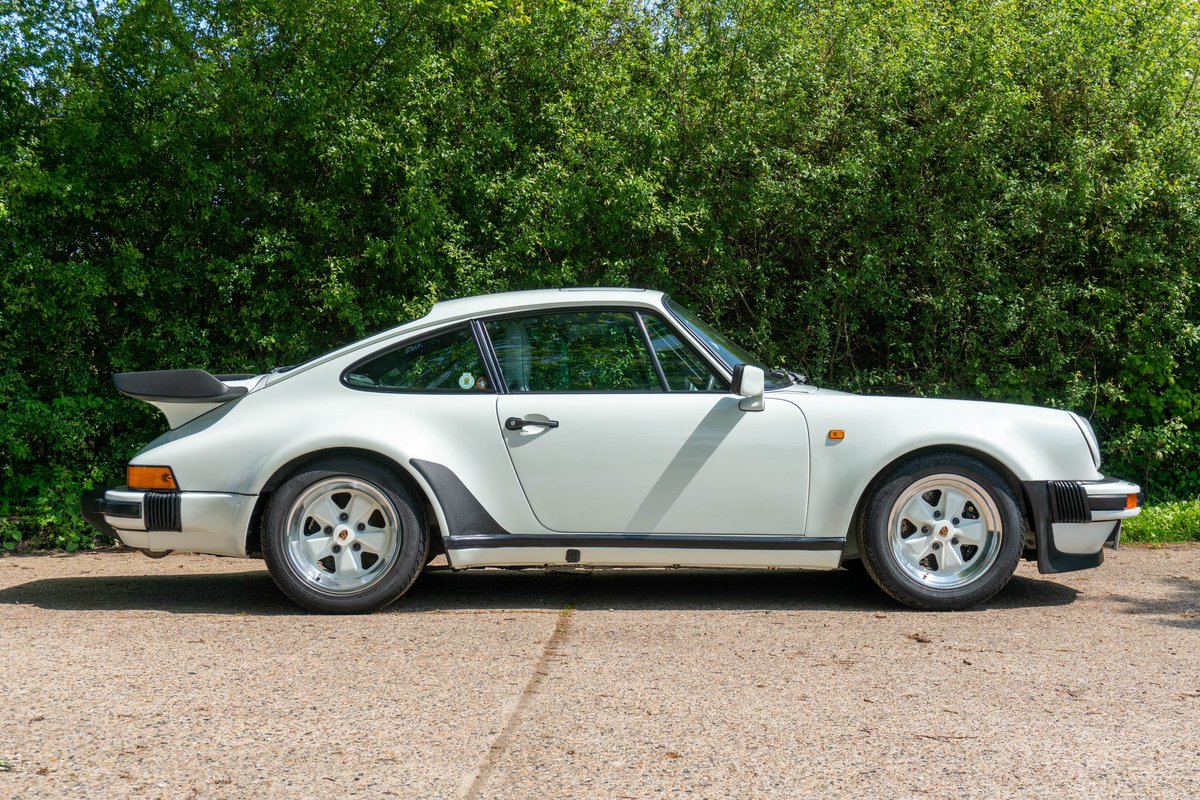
(659, 297), (805, 396)
(474, 304), (730, 396)
(634, 311), (670, 392)
(637, 308), (731, 393)
(470, 320), (507, 395)
(661, 295), (738, 380)
(338, 303), (736, 397)
(339, 322), (499, 395)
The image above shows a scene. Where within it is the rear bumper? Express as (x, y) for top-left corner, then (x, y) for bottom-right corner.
(81, 489), (122, 540)
(81, 486), (256, 557)
(1023, 478), (1143, 574)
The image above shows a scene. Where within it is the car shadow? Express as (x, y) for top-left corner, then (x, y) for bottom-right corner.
(1108, 575), (1200, 630)
(0, 564), (1079, 615)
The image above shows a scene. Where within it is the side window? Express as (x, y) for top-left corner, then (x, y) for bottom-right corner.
(344, 326), (492, 392)
(642, 314), (729, 392)
(485, 311), (660, 392)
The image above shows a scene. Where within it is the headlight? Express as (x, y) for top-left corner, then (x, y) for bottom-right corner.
(1069, 413), (1101, 469)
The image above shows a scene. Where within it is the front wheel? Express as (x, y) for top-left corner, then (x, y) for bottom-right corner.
(859, 454), (1024, 610)
(262, 458), (428, 613)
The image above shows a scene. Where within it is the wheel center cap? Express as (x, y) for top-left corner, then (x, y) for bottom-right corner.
(336, 526), (353, 542)
(938, 525), (951, 538)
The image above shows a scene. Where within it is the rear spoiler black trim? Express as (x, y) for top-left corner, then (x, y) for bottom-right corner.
(112, 370), (249, 404)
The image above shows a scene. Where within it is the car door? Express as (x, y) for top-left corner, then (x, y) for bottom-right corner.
(486, 308), (810, 535)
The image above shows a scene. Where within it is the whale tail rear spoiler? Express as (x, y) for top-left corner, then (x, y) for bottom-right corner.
(113, 370), (261, 429)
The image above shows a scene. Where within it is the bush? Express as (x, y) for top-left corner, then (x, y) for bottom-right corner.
(1123, 501), (1200, 544)
(2, 0), (1199, 548)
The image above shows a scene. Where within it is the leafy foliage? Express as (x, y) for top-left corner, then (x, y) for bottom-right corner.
(2, 0), (1199, 548)
(1122, 500), (1200, 544)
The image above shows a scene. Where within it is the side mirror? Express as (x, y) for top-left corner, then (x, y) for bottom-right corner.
(732, 364), (765, 412)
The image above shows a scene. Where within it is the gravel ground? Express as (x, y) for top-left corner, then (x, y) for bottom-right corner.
(0, 546), (1197, 799)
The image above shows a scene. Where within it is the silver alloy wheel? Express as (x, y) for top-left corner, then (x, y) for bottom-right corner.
(283, 477), (401, 595)
(886, 474), (1003, 589)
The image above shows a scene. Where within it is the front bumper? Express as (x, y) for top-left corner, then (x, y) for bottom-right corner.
(1023, 478), (1143, 574)
(81, 486), (257, 557)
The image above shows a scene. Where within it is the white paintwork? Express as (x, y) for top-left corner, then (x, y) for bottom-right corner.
(147, 376), (266, 429)
(103, 489), (256, 557)
(99, 287), (1141, 576)
(495, 394), (808, 534)
(154, 400), (226, 430)
(735, 365), (765, 411)
(1052, 522), (1119, 554)
(778, 390), (1106, 542)
(157, 493), (257, 556)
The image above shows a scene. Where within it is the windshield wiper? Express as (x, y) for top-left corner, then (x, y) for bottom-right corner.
(765, 368), (809, 386)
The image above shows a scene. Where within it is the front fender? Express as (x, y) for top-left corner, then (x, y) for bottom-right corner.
(779, 394), (1099, 538)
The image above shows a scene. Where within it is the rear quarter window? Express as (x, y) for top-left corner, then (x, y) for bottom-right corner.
(343, 327), (493, 392)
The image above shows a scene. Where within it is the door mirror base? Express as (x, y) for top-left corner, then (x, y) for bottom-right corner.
(732, 364), (766, 412)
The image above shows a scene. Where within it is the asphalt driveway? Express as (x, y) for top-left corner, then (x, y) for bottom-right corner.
(1, 546), (1197, 799)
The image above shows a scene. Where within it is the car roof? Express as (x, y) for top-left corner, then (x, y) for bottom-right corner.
(421, 287), (664, 326)
(272, 287), (669, 382)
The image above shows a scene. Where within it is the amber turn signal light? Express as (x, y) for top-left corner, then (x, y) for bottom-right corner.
(1126, 493), (1139, 510)
(828, 429), (845, 440)
(128, 465), (179, 491)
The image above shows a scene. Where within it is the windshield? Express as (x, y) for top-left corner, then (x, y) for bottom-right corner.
(666, 299), (802, 390)
(667, 299), (765, 370)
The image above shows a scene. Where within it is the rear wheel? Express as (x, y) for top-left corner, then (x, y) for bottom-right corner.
(262, 458), (427, 613)
(859, 454), (1023, 610)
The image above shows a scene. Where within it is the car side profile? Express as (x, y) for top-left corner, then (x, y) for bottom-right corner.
(82, 288), (1142, 613)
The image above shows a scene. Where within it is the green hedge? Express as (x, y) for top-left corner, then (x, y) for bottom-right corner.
(1122, 500), (1200, 544)
(3, 0), (1199, 549)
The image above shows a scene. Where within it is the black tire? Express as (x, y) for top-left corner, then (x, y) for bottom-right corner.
(858, 453), (1024, 610)
(261, 457), (428, 614)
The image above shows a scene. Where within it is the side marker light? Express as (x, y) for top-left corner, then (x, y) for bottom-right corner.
(128, 465), (179, 491)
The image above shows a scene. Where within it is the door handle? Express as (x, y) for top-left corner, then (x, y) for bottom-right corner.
(504, 416), (560, 431)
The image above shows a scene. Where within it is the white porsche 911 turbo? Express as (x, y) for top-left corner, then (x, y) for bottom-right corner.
(83, 288), (1142, 613)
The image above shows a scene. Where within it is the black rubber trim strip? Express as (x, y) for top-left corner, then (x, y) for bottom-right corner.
(470, 319), (507, 395)
(80, 489), (123, 537)
(1088, 495), (1129, 512)
(1024, 481), (1103, 574)
(113, 370), (248, 404)
(634, 311), (670, 391)
(96, 497), (141, 518)
(1047, 480), (1090, 522)
(444, 533), (845, 551)
(144, 491), (182, 532)
(409, 459), (511, 537)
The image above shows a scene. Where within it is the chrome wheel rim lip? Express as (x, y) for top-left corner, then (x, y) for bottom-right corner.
(283, 478), (401, 595)
(886, 474), (1003, 590)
